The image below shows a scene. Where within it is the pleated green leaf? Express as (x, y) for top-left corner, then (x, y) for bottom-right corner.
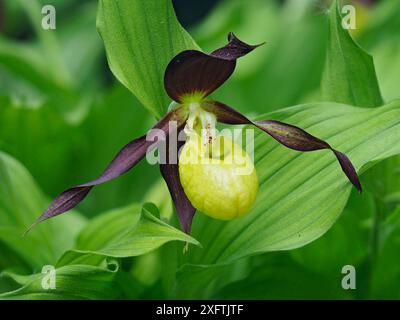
(214, 254), (350, 299)
(0, 261), (122, 299)
(0, 152), (86, 271)
(321, 0), (383, 107)
(97, 0), (199, 118)
(57, 203), (199, 266)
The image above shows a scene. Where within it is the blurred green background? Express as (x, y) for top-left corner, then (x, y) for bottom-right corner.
(0, 0), (400, 299)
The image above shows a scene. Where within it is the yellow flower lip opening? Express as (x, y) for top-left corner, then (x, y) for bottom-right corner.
(179, 131), (259, 220)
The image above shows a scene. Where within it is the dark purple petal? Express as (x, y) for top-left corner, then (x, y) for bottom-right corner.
(164, 33), (263, 103)
(160, 163), (196, 234)
(160, 128), (196, 234)
(204, 101), (362, 192)
(255, 120), (329, 151)
(27, 106), (189, 233)
(164, 51), (235, 103)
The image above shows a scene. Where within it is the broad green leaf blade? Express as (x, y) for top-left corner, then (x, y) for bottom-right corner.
(58, 2), (103, 90)
(371, 206), (400, 299)
(363, 155), (400, 206)
(290, 205), (370, 277)
(0, 261), (122, 299)
(213, 254), (350, 299)
(185, 101), (400, 267)
(321, 0), (383, 107)
(97, 0), (199, 118)
(0, 1), (103, 122)
(0, 85), (154, 214)
(57, 203), (199, 266)
(14, 0), (71, 87)
(357, 0), (400, 219)
(371, 41), (400, 103)
(0, 98), (82, 195)
(358, 0), (400, 103)
(174, 258), (251, 299)
(0, 151), (86, 270)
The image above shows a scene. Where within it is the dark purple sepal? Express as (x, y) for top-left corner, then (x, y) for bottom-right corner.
(255, 120), (329, 151)
(160, 163), (196, 234)
(164, 50), (235, 103)
(211, 32), (264, 60)
(203, 101), (362, 193)
(333, 150), (362, 193)
(160, 128), (196, 234)
(26, 106), (189, 233)
(164, 33), (263, 103)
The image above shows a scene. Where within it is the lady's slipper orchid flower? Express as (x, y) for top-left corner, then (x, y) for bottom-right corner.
(29, 33), (361, 235)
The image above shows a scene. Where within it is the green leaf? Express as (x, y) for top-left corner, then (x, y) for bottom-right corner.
(363, 155), (400, 207)
(358, 1), (400, 101)
(0, 98), (83, 196)
(57, 2), (103, 90)
(357, 0), (400, 50)
(97, 0), (199, 118)
(14, 0), (72, 87)
(57, 203), (199, 266)
(371, 207), (400, 299)
(0, 85), (155, 213)
(0, 36), (91, 124)
(0, 151), (86, 270)
(0, 40), (68, 105)
(185, 101), (400, 267)
(371, 41), (400, 103)
(143, 179), (174, 220)
(0, 1), (103, 123)
(213, 253), (350, 299)
(0, 260), (122, 299)
(290, 204), (371, 276)
(174, 258), (251, 299)
(321, 0), (383, 107)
